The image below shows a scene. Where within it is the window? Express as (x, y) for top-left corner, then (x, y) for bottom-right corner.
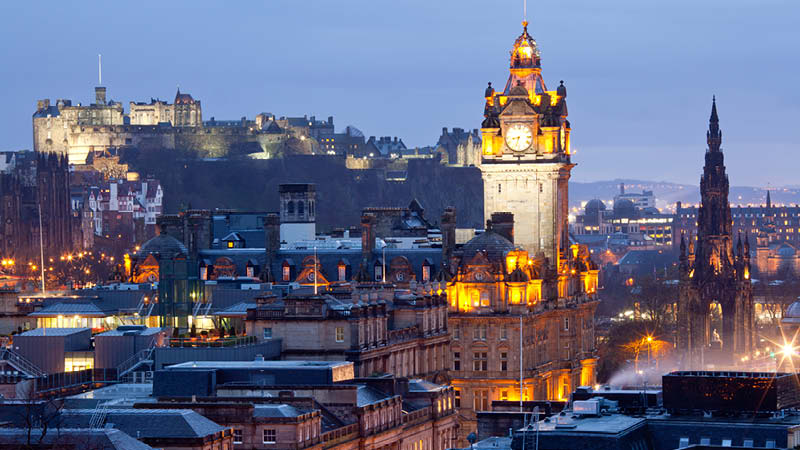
(473, 324), (487, 341)
(678, 438), (689, 448)
(473, 352), (488, 371)
(454, 388), (461, 408)
(564, 316), (569, 331)
(743, 439), (753, 447)
(233, 429), (243, 444)
(474, 389), (489, 411)
(338, 264), (346, 281)
(498, 184), (502, 193)
(500, 325), (507, 340)
(263, 328), (273, 339)
(453, 352), (461, 371)
(501, 390), (508, 401)
(422, 265), (431, 282)
(453, 325), (460, 340)
(298, 201), (305, 215)
(700, 438), (711, 446)
(335, 327), (345, 343)
(766, 441), (776, 449)
(263, 429), (276, 444)
(501, 352), (508, 371)
(227, 241), (234, 248)
(722, 440), (731, 447)
(282, 265), (291, 281)
(480, 291), (490, 307)
(374, 264), (383, 281)
(287, 201), (295, 214)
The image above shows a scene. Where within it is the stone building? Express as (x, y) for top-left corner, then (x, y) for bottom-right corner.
(675, 191), (800, 278)
(445, 212), (598, 440)
(148, 361), (459, 450)
(0, 151), (73, 262)
(442, 19), (599, 441)
(479, 22), (572, 262)
(677, 98), (754, 368)
(436, 128), (482, 167)
(245, 289), (450, 381)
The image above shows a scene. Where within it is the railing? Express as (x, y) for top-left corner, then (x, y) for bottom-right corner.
(117, 342), (157, 378)
(0, 348), (46, 378)
(167, 335), (257, 348)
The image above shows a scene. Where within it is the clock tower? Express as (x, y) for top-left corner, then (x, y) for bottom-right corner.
(480, 21), (572, 267)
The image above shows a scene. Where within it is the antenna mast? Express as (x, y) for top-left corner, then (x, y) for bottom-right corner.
(98, 54), (102, 85)
(523, 0), (527, 24)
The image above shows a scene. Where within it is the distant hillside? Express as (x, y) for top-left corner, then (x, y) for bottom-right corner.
(125, 150), (485, 231)
(570, 179), (800, 211)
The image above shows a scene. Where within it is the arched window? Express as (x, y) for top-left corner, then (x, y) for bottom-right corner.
(298, 201), (305, 215)
(287, 201), (295, 214)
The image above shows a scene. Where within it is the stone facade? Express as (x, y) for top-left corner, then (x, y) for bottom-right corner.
(677, 99), (755, 368)
(245, 289), (450, 381)
(436, 128), (481, 167)
(479, 23), (572, 262)
(33, 87), (316, 164)
(0, 151), (73, 262)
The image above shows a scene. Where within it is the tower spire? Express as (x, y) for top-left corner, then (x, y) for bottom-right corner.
(707, 96), (722, 153)
(98, 54), (102, 85)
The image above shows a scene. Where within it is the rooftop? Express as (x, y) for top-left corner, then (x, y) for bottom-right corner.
(17, 327), (90, 336)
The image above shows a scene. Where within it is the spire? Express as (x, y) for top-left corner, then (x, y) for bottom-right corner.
(707, 96), (722, 153)
(680, 232), (686, 258)
(766, 190), (772, 209)
(736, 232), (743, 256)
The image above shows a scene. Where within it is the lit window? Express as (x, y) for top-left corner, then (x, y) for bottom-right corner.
(473, 389), (489, 411)
(335, 327), (345, 343)
(422, 265), (430, 282)
(454, 389), (461, 408)
(338, 264), (346, 281)
(263, 429), (276, 444)
(282, 265), (290, 281)
(227, 241), (234, 248)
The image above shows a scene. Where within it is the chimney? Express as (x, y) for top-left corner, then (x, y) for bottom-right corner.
(491, 212), (514, 244)
(264, 213), (281, 280)
(441, 207), (457, 261)
(361, 213), (376, 263)
(95, 86), (106, 106)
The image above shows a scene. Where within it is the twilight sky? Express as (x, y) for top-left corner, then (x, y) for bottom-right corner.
(0, 0), (797, 186)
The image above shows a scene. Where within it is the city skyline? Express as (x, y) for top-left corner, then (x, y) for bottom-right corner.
(0, 0), (797, 186)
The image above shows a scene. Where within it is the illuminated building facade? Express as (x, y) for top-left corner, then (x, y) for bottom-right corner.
(479, 22), (571, 262)
(677, 98), (754, 368)
(450, 21), (599, 440)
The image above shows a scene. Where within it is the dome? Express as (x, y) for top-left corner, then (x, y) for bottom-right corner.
(777, 243), (796, 257)
(613, 199), (637, 218)
(461, 230), (515, 264)
(787, 302), (800, 318)
(137, 233), (188, 260)
(585, 199), (606, 214)
(510, 23), (541, 69)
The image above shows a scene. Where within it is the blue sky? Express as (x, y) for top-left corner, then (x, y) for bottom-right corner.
(0, 0), (797, 186)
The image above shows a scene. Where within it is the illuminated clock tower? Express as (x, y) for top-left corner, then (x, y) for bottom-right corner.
(480, 21), (572, 267)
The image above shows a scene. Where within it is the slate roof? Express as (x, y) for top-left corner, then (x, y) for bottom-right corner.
(254, 404), (307, 418)
(18, 327), (90, 336)
(212, 301), (258, 317)
(61, 409), (225, 439)
(29, 301), (110, 317)
(198, 246), (443, 284)
(0, 428), (154, 450)
(356, 385), (391, 407)
(137, 233), (188, 259)
(408, 379), (445, 393)
(460, 230), (515, 264)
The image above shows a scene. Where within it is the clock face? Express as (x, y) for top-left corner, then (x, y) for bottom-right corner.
(505, 124), (533, 151)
